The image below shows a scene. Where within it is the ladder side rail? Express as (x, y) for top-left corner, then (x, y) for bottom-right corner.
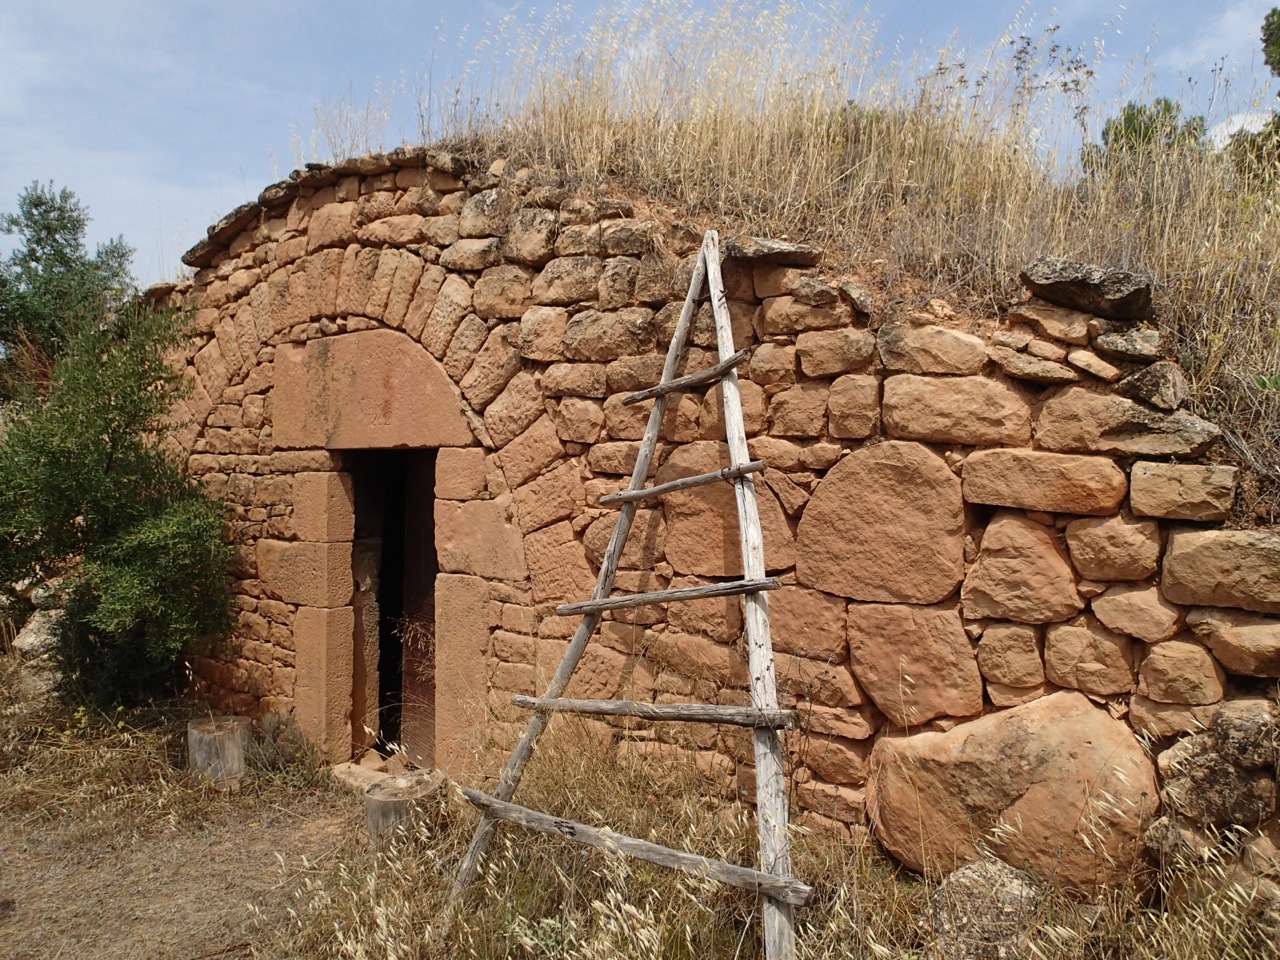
(451, 245), (712, 900)
(703, 232), (797, 960)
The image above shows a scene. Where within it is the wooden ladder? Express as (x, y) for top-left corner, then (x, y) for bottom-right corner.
(449, 230), (810, 960)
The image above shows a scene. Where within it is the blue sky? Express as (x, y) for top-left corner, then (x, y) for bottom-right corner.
(2, 1), (1277, 286)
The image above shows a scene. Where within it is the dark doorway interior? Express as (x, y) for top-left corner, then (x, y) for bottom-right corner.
(349, 450), (437, 765)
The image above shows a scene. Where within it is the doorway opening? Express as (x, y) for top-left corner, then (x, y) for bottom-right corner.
(349, 450), (437, 766)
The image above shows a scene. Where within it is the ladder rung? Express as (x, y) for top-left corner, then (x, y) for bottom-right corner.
(621, 347), (752, 405)
(512, 696), (798, 729)
(599, 460), (765, 506)
(459, 787), (814, 906)
(555, 577), (781, 617)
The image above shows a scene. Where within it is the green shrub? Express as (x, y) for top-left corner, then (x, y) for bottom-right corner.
(0, 185), (232, 707)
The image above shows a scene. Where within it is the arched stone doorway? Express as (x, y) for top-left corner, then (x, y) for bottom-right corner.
(270, 327), (476, 766)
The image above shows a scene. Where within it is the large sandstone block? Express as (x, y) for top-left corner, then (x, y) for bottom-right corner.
(435, 447), (489, 500)
(483, 371), (545, 449)
(460, 324), (522, 410)
(1129, 462), (1238, 521)
(962, 511), (1082, 623)
(1185, 607), (1280, 676)
(523, 521), (597, 603)
(518, 306), (569, 362)
(291, 471), (355, 542)
(756, 296), (851, 335)
(798, 441), (963, 602)
(1043, 614), (1134, 695)
(656, 441), (795, 577)
(1064, 514), (1162, 581)
(827, 374), (880, 439)
(976, 623), (1044, 688)
(433, 575), (492, 779)
(769, 586), (847, 663)
(497, 415), (564, 488)
(1035, 387), (1219, 456)
(533, 256), (603, 305)
(435, 496), (529, 581)
(847, 601), (983, 726)
(796, 328), (876, 376)
(563, 308), (656, 361)
(867, 692), (1158, 891)
(1090, 582), (1183, 642)
(961, 449), (1126, 516)
(877, 321), (985, 375)
(293, 605), (356, 762)
(272, 331), (473, 449)
(883, 375), (1031, 446)
(1138, 640), (1225, 705)
(257, 539), (352, 608)
(473, 264), (534, 320)
(512, 461), (584, 535)
(767, 383), (829, 437)
(1162, 529), (1280, 614)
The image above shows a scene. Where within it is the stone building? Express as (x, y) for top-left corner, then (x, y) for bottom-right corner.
(157, 148), (1280, 892)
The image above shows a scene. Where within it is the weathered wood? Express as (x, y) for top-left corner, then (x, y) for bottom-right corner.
(621, 347), (751, 405)
(364, 769), (449, 843)
(187, 716), (251, 791)
(511, 696), (798, 729)
(459, 787), (814, 906)
(450, 243), (713, 906)
(554, 577), (780, 617)
(598, 460), (765, 506)
(705, 230), (798, 960)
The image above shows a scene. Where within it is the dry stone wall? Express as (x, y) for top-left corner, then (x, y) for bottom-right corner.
(158, 148), (1280, 893)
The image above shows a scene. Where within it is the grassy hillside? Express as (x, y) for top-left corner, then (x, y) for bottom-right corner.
(314, 1), (1280, 514)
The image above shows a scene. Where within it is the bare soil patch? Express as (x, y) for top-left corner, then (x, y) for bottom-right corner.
(0, 657), (362, 960)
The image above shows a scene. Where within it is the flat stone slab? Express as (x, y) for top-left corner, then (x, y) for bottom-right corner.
(722, 235), (822, 266)
(1019, 257), (1153, 321)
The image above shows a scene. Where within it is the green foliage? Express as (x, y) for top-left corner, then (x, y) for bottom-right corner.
(1264, 8), (1280, 78)
(0, 182), (134, 397)
(0, 187), (231, 707)
(1082, 98), (1206, 173)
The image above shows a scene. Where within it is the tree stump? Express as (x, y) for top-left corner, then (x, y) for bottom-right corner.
(187, 716), (252, 790)
(365, 769), (450, 843)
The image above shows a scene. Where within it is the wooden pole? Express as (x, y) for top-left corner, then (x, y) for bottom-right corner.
(460, 787), (814, 905)
(704, 231), (797, 960)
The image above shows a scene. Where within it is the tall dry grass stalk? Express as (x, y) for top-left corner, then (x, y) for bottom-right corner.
(378, 0), (1280, 507)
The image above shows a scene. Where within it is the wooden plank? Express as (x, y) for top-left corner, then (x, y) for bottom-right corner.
(459, 788), (814, 907)
(554, 577), (780, 617)
(450, 244), (713, 904)
(621, 347), (751, 405)
(511, 696), (798, 729)
(704, 230), (798, 960)
(598, 460), (765, 506)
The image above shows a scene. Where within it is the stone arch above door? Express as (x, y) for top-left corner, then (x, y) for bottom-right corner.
(273, 328), (474, 450)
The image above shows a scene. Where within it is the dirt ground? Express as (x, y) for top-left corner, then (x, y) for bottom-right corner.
(0, 658), (364, 960)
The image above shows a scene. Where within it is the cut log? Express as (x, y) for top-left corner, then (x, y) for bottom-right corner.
(187, 716), (251, 791)
(598, 460), (765, 506)
(511, 696), (798, 728)
(365, 769), (450, 843)
(554, 577), (780, 617)
(460, 787), (814, 906)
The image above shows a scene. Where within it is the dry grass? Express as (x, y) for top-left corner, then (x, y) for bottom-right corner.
(2, 655), (1274, 958)
(265, 715), (1277, 960)
(310, 0), (1280, 513)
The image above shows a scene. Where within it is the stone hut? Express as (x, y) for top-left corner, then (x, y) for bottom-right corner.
(159, 148), (1280, 892)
